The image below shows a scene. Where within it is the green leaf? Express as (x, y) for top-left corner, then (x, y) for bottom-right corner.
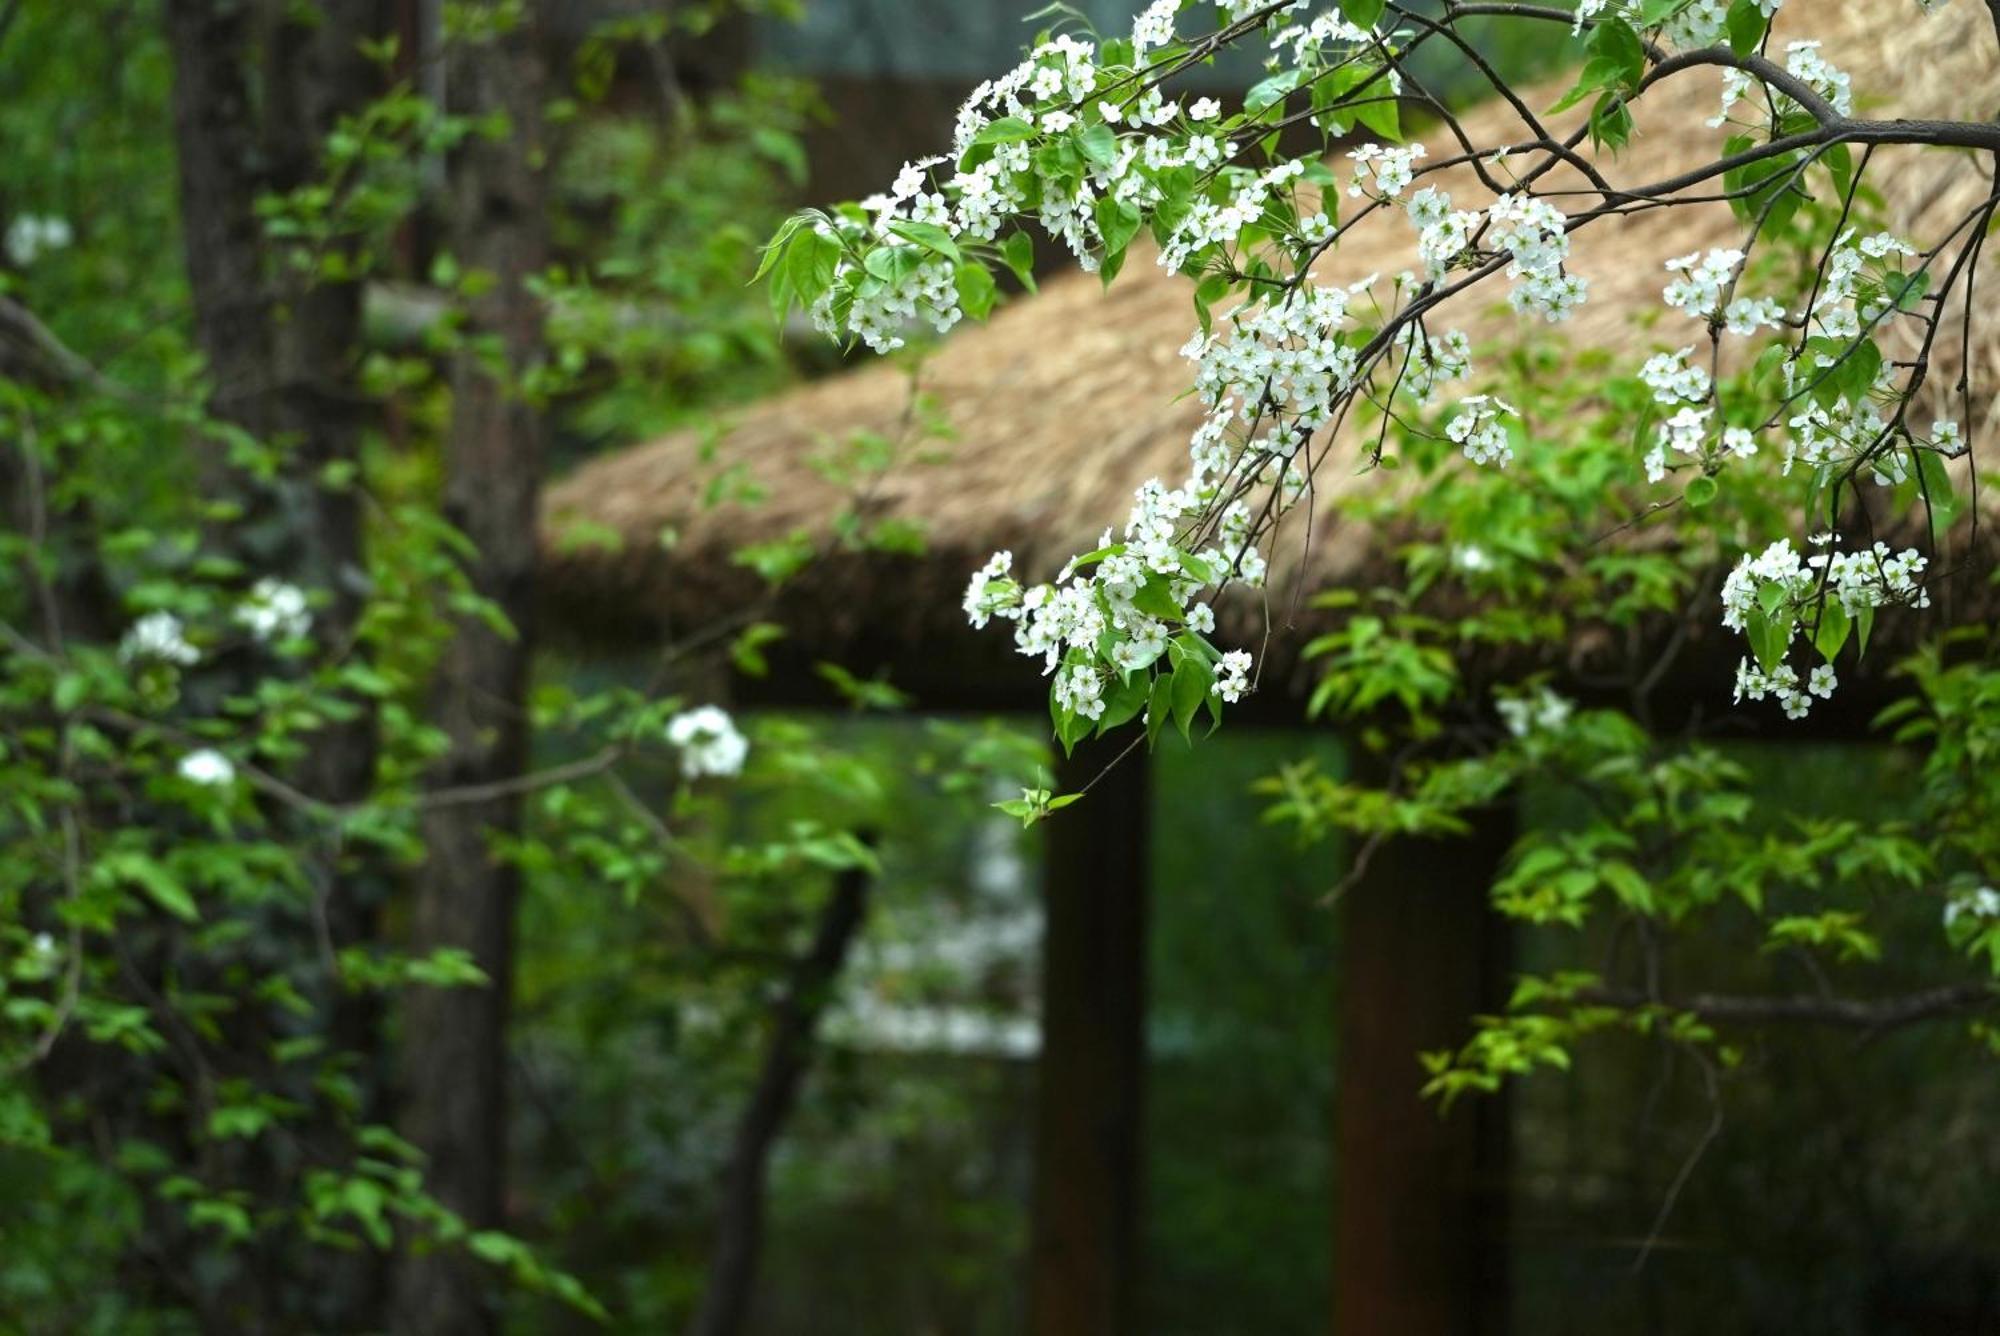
(1193, 271), (1234, 333)
(1146, 673), (1173, 747)
(861, 243), (924, 287)
(1726, 0), (1767, 55)
(999, 231), (1037, 292)
(1096, 670), (1151, 732)
(783, 227), (840, 309)
(1170, 657), (1213, 740)
(1132, 573), (1182, 622)
(1684, 475), (1718, 508)
(99, 851), (198, 923)
(1055, 702), (1095, 755)
(1078, 123), (1118, 170)
(730, 622), (787, 678)
(1246, 69), (1305, 113)
(1548, 57), (1628, 114)
(1810, 601), (1851, 660)
(1588, 92), (1633, 151)
(1884, 268), (1932, 312)
(1092, 196), (1142, 257)
(752, 213), (809, 283)
(52, 672), (88, 713)
(955, 259), (998, 320)
(970, 116), (1038, 148)
(886, 220), (960, 264)
(1824, 141), (1854, 198)
(1587, 18), (1646, 89)
(1339, 0), (1386, 25)
(1354, 89), (1401, 143)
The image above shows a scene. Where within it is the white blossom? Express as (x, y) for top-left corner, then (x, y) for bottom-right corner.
(667, 706), (750, 780)
(1944, 886), (2000, 928)
(1214, 649), (1253, 703)
(120, 612), (198, 667)
(234, 578), (312, 643)
(1447, 394), (1517, 467)
(5, 214), (71, 266)
(1498, 687), (1573, 738)
(179, 749), (236, 786)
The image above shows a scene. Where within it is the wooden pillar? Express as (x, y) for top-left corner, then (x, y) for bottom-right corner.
(1334, 801), (1514, 1336)
(1029, 740), (1149, 1336)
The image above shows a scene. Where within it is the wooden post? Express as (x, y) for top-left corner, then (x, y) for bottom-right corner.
(1029, 740), (1149, 1336)
(1333, 802), (1514, 1336)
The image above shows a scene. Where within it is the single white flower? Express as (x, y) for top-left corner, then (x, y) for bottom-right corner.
(179, 749), (236, 786)
(667, 706), (749, 780)
(120, 612), (199, 667)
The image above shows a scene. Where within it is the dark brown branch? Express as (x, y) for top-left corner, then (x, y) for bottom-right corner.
(0, 294), (118, 393)
(688, 859), (873, 1336)
(1582, 981), (2000, 1029)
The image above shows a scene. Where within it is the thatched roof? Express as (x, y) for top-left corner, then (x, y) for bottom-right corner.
(541, 0), (2000, 705)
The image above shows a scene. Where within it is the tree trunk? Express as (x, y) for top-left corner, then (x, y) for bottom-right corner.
(1029, 741), (1149, 1336)
(393, 6), (548, 1332)
(161, 3), (388, 1328)
(1332, 800), (1514, 1336)
(690, 862), (873, 1336)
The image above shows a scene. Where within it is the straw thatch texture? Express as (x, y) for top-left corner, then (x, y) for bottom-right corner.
(541, 0), (2000, 698)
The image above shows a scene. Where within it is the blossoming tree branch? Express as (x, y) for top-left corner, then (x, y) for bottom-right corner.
(761, 0), (1995, 753)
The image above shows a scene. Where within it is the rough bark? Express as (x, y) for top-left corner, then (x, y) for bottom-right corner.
(689, 862), (873, 1336)
(161, 4), (388, 1328)
(1029, 741), (1149, 1336)
(393, 6), (548, 1332)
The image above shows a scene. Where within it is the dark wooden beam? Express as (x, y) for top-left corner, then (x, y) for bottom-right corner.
(1333, 798), (1514, 1336)
(1030, 739), (1149, 1336)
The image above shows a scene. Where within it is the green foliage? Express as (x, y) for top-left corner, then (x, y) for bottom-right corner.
(0, 1), (915, 1328)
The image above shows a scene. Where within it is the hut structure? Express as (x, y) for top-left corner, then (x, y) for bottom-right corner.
(540, 3), (2000, 1331)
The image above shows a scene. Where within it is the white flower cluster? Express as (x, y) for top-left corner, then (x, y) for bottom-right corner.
(1722, 536), (1929, 717)
(667, 706), (749, 780)
(1447, 394), (1517, 467)
(1803, 228), (1913, 342)
(119, 612), (198, 667)
(1571, 0), (1609, 33)
(1643, 404), (1714, 482)
(1722, 536), (1930, 631)
(1216, 648), (1253, 702)
(234, 578), (312, 643)
(1404, 188), (1583, 319)
(1944, 885), (2000, 929)
(1347, 142), (1427, 199)
(1779, 40), (1853, 117)
(1159, 158), (1308, 272)
(1184, 282), (1363, 443)
(1782, 394), (1900, 481)
(1272, 8), (1376, 64)
(1497, 687), (1574, 738)
(1131, 0), (1182, 57)
(1662, 247), (1740, 320)
(1488, 192), (1584, 321)
(1661, 247), (1786, 335)
(1394, 324), (1474, 403)
(1733, 658), (1838, 719)
(1658, 0), (1783, 50)
(5, 214), (71, 267)
(1639, 347), (1710, 406)
(1405, 187), (1476, 280)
